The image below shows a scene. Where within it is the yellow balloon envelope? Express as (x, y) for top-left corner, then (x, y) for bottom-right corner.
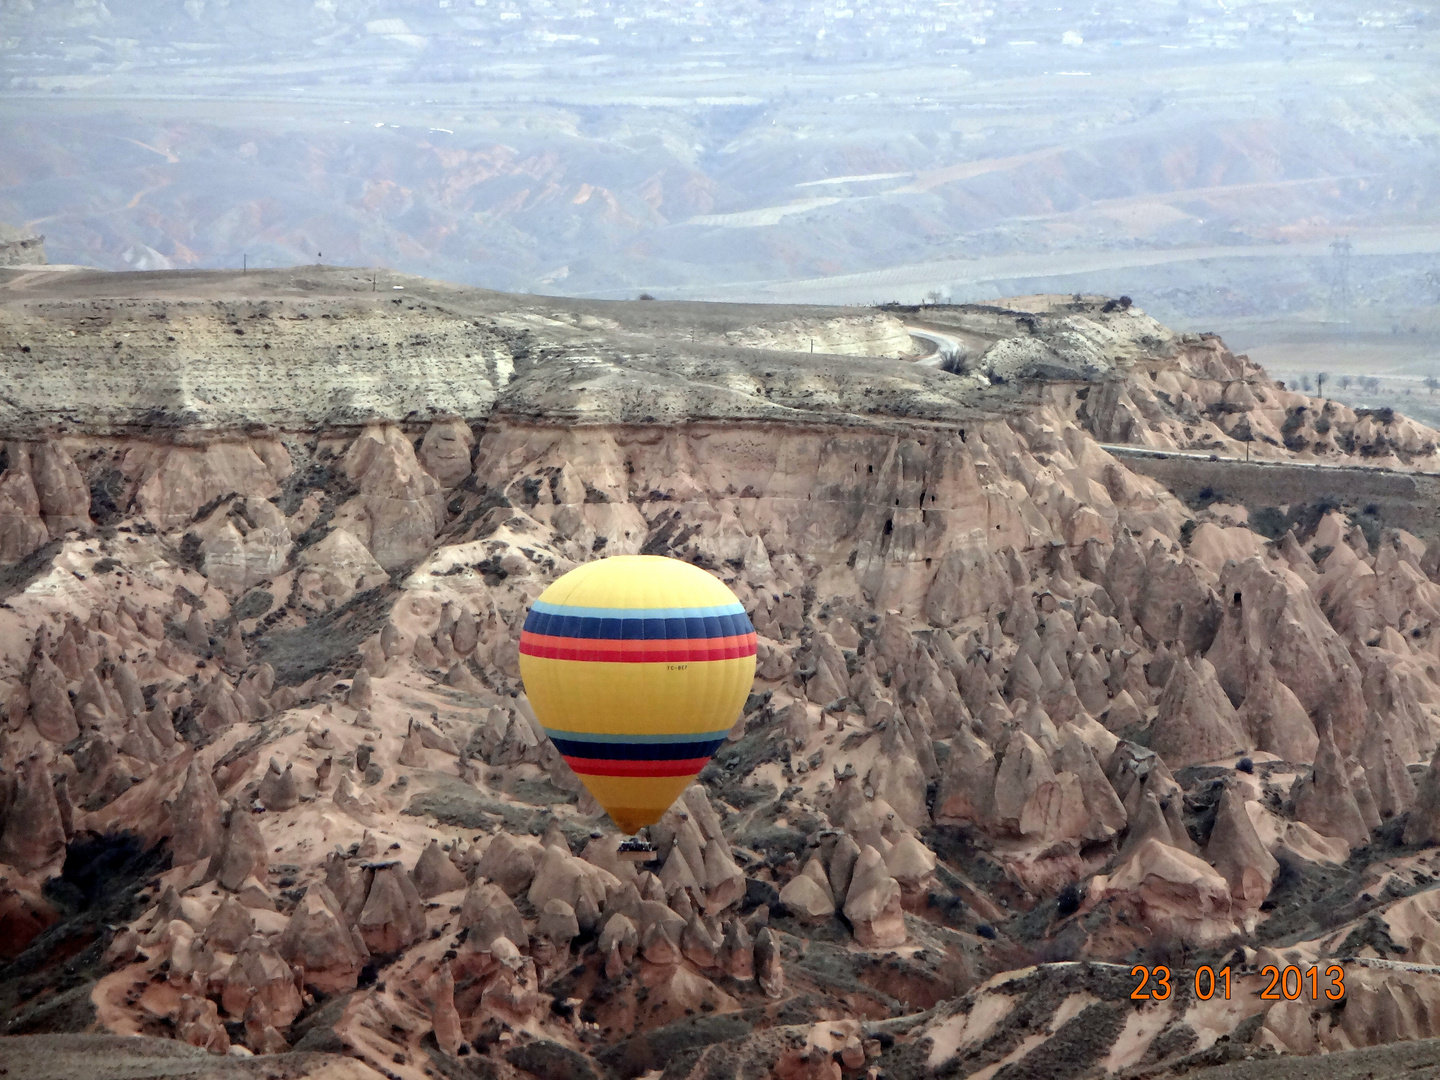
(519, 555), (756, 834)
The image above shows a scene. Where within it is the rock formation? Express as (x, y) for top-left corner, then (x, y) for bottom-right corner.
(3, 277), (1440, 1076)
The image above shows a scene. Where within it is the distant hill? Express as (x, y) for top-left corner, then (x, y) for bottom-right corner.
(0, 222), (46, 267)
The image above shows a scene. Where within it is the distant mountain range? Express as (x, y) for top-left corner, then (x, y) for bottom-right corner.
(2, 0), (1438, 322)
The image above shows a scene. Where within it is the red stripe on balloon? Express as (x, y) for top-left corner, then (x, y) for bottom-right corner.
(519, 632), (757, 663)
(562, 755), (713, 777)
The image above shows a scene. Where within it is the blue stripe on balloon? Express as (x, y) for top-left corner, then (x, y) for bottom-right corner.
(530, 600), (746, 620)
(523, 608), (754, 641)
(549, 735), (728, 761)
(543, 727), (733, 745)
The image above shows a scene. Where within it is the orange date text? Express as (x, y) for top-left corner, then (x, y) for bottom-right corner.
(1129, 965), (1346, 1001)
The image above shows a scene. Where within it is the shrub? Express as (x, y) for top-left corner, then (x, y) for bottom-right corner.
(1057, 882), (1084, 918)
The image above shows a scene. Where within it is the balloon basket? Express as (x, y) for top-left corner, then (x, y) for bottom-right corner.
(616, 838), (657, 864)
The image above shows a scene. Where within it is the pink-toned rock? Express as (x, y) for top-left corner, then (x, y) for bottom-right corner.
(205, 895), (255, 952)
(256, 757), (299, 811)
(222, 624), (248, 669)
(277, 882), (368, 994)
(1351, 763), (1382, 832)
(176, 992), (230, 1054)
(1205, 786), (1278, 914)
(0, 467), (48, 562)
(1235, 661), (1318, 764)
(865, 714), (931, 828)
(779, 858), (835, 924)
(346, 667), (373, 710)
(1150, 656), (1248, 769)
(74, 669), (110, 724)
(331, 424), (443, 570)
(641, 914), (683, 964)
(354, 862), (428, 955)
(221, 935), (303, 1028)
(297, 527), (390, 604)
(419, 418), (475, 488)
(527, 844), (619, 922)
(0, 754), (66, 872)
(754, 926), (784, 999)
(717, 918), (754, 981)
(134, 442), (287, 532)
(184, 608), (209, 652)
(843, 845), (906, 948)
(427, 961), (464, 1055)
(476, 832), (540, 898)
(147, 702), (179, 748)
(599, 913), (638, 978)
(1120, 791), (1177, 857)
(681, 912), (719, 968)
(31, 441), (91, 534)
(1360, 722), (1417, 821)
(1206, 556), (1367, 757)
(113, 661), (146, 720)
(213, 804), (266, 892)
(398, 721), (427, 768)
(1293, 730), (1371, 850)
(459, 878), (527, 952)
(167, 758), (223, 866)
(989, 730), (1087, 842)
(1089, 838), (1237, 944)
(1405, 747), (1440, 846)
(1055, 729), (1128, 841)
(28, 655), (78, 744)
(452, 607), (479, 656)
(827, 833), (861, 905)
(885, 833), (937, 893)
(923, 542), (1014, 627)
(933, 725), (996, 826)
(412, 838), (467, 898)
(537, 898), (580, 948)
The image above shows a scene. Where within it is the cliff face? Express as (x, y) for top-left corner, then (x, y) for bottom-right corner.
(2, 267), (1440, 1079)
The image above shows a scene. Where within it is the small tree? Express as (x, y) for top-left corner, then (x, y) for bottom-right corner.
(1299, 374), (1313, 392)
(1426, 375), (1438, 395)
(1361, 376), (1380, 393)
(1338, 374), (1354, 390)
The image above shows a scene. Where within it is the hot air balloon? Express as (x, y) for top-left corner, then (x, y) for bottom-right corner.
(518, 555), (757, 837)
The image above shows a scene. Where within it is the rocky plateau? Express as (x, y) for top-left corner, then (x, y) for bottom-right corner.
(2, 266), (1440, 1079)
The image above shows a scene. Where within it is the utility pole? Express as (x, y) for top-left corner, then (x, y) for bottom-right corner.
(243, 254), (247, 274)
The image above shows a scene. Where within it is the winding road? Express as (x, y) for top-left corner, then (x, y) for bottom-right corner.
(905, 325), (968, 368)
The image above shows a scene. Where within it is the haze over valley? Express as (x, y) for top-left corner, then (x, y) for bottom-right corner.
(4, 0), (1440, 348)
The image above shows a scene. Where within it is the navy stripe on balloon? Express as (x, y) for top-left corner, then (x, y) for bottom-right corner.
(522, 609), (754, 641)
(548, 735), (728, 761)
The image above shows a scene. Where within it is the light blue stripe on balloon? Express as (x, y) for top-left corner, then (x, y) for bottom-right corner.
(543, 727), (734, 745)
(530, 600), (746, 619)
